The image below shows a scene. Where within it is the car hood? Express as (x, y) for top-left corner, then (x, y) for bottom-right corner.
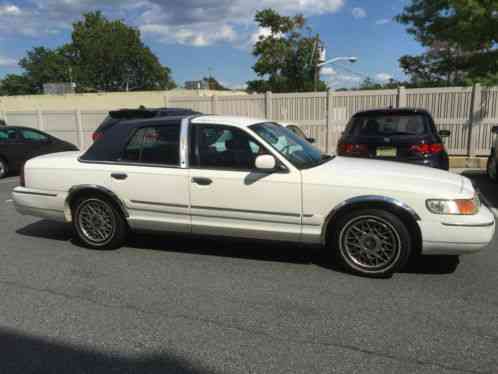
(302, 156), (472, 198)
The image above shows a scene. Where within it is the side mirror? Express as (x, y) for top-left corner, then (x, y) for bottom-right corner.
(255, 154), (277, 172)
(306, 137), (316, 144)
(492, 126), (498, 134)
(439, 130), (451, 138)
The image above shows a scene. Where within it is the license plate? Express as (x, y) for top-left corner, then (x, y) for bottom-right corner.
(376, 147), (397, 157)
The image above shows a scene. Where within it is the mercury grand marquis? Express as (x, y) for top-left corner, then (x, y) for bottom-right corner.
(12, 115), (495, 277)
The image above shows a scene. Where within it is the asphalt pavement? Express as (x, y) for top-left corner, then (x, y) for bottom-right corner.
(0, 172), (497, 374)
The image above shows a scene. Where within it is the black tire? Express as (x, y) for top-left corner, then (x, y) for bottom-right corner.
(0, 157), (8, 179)
(329, 209), (412, 278)
(487, 155), (497, 182)
(72, 194), (128, 250)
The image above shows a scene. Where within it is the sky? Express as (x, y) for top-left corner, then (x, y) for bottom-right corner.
(0, 0), (425, 90)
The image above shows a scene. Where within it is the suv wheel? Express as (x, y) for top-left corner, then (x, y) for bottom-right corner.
(487, 155), (497, 182)
(72, 195), (128, 249)
(330, 209), (412, 277)
(0, 158), (8, 179)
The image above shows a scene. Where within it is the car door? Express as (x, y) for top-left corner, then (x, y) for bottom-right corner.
(107, 122), (191, 233)
(189, 122), (302, 242)
(18, 128), (54, 161)
(0, 128), (27, 170)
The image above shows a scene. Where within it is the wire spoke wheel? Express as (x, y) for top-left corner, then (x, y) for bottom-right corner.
(77, 199), (116, 244)
(339, 215), (401, 271)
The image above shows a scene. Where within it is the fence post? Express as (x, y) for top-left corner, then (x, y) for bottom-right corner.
(36, 109), (44, 131)
(468, 83), (482, 157)
(265, 91), (272, 119)
(163, 92), (169, 107)
(75, 109), (84, 150)
(211, 95), (217, 114)
(326, 89), (334, 153)
(397, 86), (406, 108)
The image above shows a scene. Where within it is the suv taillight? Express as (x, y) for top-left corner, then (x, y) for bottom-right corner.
(410, 143), (444, 155)
(337, 143), (369, 156)
(92, 131), (104, 142)
(20, 163), (25, 187)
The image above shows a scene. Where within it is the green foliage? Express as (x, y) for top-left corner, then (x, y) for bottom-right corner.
(202, 77), (229, 90)
(397, 0), (498, 86)
(0, 11), (176, 95)
(0, 74), (33, 95)
(247, 8), (327, 93)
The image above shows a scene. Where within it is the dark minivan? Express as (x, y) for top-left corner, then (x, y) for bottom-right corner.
(337, 108), (450, 170)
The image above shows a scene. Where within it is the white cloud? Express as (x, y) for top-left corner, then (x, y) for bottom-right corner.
(352, 7), (367, 19)
(0, 4), (21, 16)
(0, 0), (345, 46)
(375, 18), (390, 25)
(0, 56), (17, 67)
(375, 73), (393, 82)
(320, 67), (337, 76)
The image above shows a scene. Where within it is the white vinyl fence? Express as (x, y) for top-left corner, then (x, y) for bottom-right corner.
(1, 84), (497, 156)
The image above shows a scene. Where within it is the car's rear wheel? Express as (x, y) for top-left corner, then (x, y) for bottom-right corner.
(487, 155), (497, 182)
(330, 209), (412, 277)
(0, 158), (8, 179)
(72, 195), (127, 249)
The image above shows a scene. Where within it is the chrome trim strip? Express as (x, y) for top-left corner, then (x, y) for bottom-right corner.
(130, 200), (189, 209)
(442, 221), (494, 227)
(191, 205), (301, 218)
(131, 208), (190, 216)
(180, 117), (191, 169)
(13, 190), (57, 197)
(192, 213), (299, 225)
(321, 195), (421, 245)
(66, 185), (129, 219)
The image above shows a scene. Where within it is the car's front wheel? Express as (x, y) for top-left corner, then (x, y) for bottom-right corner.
(72, 194), (128, 249)
(330, 209), (412, 277)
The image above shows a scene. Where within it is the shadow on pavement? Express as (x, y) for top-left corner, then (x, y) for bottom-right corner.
(0, 327), (211, 374)
(461, 170), (498, 210)
(17, 220), (460, 276)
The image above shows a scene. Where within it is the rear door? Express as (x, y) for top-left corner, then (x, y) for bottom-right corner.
(188, 122), (302, 242)
(18, 128), (54, 160)
(0, 128), (26, 170)
(107, 121), (191, 233)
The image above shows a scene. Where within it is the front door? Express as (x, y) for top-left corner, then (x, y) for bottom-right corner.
(189, 123), (302, 242)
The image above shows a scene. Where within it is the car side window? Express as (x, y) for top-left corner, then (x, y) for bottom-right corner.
(0, 128), (19, 142)
(195, 125), (266, 170)
(21, 129), (48, 142)
(121, 125), (180, 166)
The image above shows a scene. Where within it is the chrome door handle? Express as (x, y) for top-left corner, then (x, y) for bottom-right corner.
(192, 177), (212, 186)
(111, 173), (128, 180)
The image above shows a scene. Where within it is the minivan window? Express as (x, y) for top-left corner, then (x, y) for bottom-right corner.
(121, 125), (181, 165)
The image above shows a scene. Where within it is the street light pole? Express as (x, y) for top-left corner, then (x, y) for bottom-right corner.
(315, 56), (358, 91)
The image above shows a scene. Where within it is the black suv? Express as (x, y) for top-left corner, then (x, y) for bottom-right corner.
(337, 108), (450, 170)
(92, 107), (201, 141)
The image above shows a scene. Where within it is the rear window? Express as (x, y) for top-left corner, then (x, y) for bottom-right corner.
(348, 115), (430, 136)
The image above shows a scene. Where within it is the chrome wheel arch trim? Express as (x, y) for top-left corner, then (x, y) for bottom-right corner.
(64, 184), (129, 222)
(320, 195), (420, 245)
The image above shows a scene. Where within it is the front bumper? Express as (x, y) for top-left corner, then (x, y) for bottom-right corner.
(419, 205), (495, 255)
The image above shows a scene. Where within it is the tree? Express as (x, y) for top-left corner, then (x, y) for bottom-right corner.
(0, 11), (176, 95)
(397, 0), (498, 86)
(247, 8), (327, 93)
(202, 77), (229, 90)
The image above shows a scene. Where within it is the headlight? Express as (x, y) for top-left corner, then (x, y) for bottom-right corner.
(426, 195), (480, 215)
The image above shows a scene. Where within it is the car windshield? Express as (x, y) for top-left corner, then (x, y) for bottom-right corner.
(250, 122), (332, 169)
(348, 114), (430, 136)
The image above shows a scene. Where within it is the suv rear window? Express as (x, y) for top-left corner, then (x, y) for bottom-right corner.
(348, 115), (430, 136)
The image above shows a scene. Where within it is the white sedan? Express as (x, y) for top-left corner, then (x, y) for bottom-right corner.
(12, 115), (495, 277)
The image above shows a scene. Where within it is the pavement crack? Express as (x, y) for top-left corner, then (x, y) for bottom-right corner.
(0, 278), (491, 374)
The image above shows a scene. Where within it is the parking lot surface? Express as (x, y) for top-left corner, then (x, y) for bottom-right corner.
(0, 173), (497, 374)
